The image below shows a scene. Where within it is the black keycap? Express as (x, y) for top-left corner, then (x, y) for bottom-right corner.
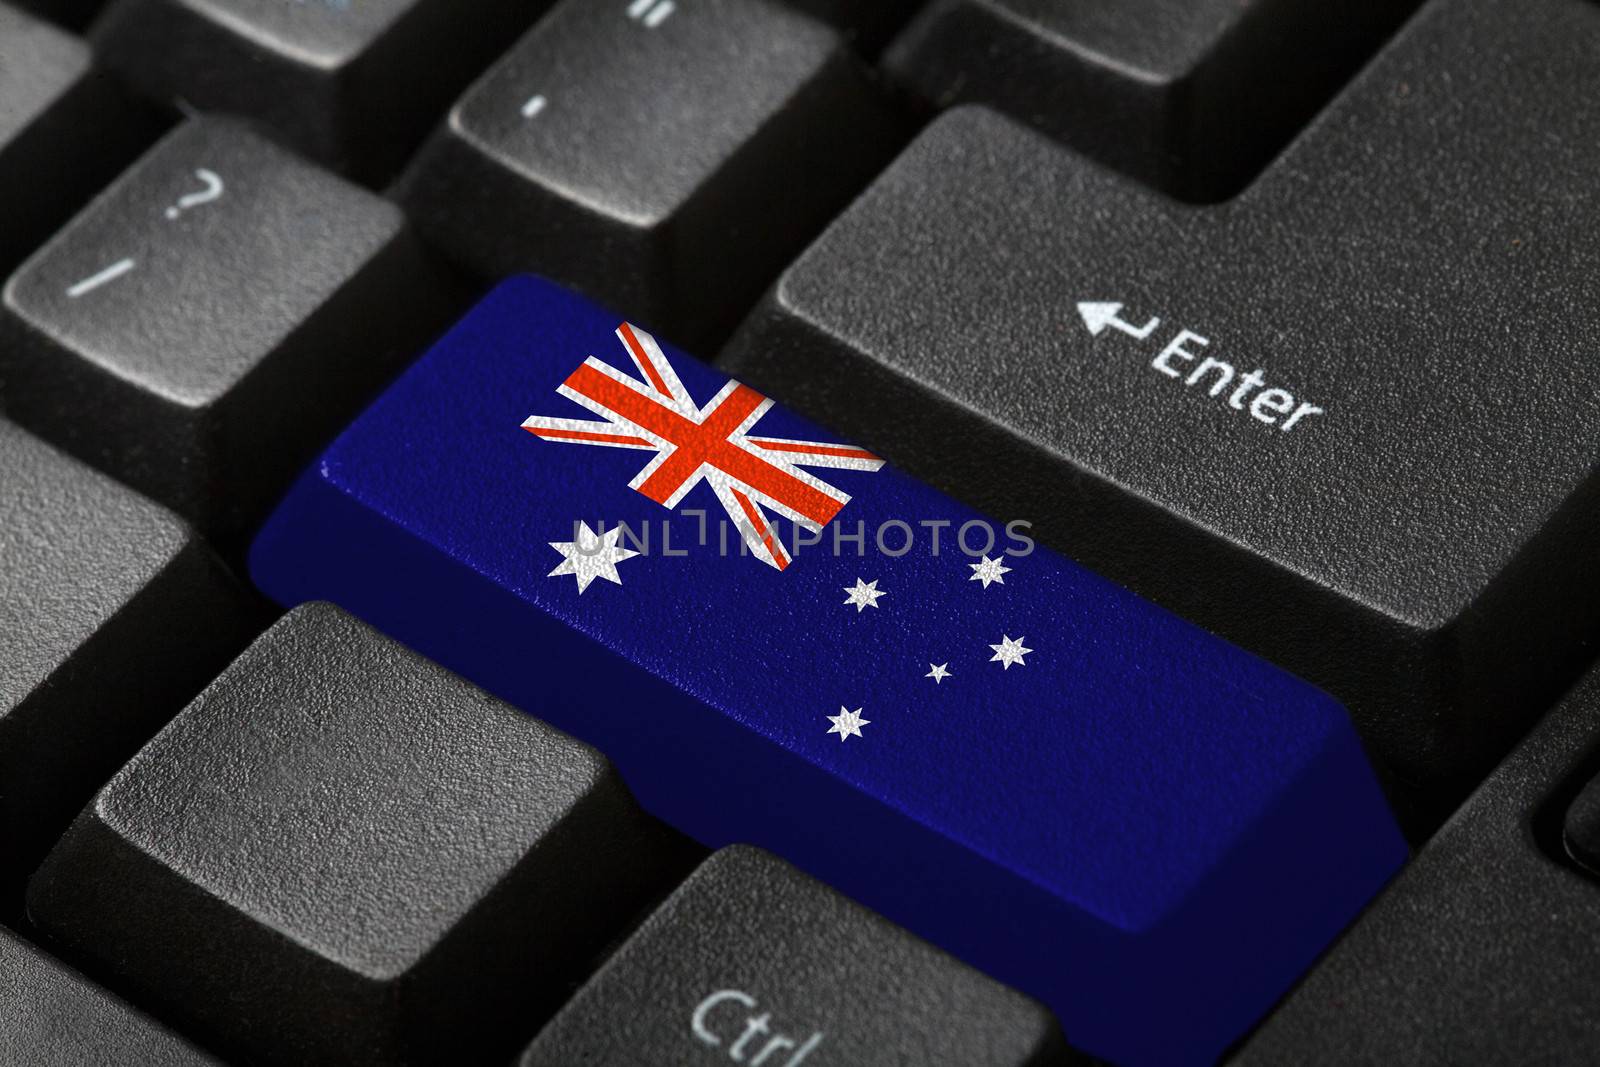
(11, 0), (103, 29)
(0, 116), (444, 541)
(723, 0), (1600, 799)
(519, 846), (1074, 1067)
(28, 602), (698, 1067)
(779, 0), (924, 52)
(88, 0), (543, 178)
(0, 927), (221, 1065)
(0, 4), (151, 273)
(0, 418), (254, 895)
(883, 0), (1419, 200)
(1235, 663), (1600, 1064)
(398, 0), (904, 348)
(1562, 769), (1600, 876)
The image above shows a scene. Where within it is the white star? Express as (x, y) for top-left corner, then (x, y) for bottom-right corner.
(547, 521), (639, 594)
(989, 635), (1032, 670)
(826, 706), (871, 741)
(842, 578), (886, 612)
(926, 663), (952, 684)
(969, 555), (1013, 588)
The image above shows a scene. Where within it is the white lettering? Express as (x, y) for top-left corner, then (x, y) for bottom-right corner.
(1152, 330), (1208, 377)
(689, 989), (825, 1066)
(693, 990), (756, 1046)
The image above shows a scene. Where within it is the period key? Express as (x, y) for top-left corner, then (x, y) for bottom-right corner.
(248, 276), (1406, 1065)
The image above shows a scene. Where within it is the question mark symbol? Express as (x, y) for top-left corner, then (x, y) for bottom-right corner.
(165, 169), (225, 220)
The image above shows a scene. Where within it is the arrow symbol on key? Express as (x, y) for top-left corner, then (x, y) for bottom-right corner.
(1077, 301), (1160, 340)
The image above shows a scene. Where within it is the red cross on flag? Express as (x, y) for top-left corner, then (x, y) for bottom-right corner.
(521, 323), (884, 570)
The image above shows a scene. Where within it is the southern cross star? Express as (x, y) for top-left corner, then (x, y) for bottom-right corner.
(843, 578), (886, 612)
(547, 521), (639, 594)
(827, 706), (871, 741)
(926, 663), (952, 684)
(989, 635), (1032, 670)
(969, 554), (1013, 588)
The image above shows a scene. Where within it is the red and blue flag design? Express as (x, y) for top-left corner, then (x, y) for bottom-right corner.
(251, 276), (1406, 1066)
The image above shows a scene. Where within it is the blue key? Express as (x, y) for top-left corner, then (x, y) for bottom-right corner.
(250, 277), (1406, 1066)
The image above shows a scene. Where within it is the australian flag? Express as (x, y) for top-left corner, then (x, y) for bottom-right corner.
(251, 276), (1405, 1066)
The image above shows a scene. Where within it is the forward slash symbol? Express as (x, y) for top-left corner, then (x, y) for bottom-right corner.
(66, 258), (136, 299)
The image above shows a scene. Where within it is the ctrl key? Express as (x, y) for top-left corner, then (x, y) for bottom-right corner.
(519, 846), (1076, 1066)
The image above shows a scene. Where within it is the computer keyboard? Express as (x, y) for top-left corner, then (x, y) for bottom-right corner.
(29, 602), (699, 1066)
(245, 276), (1405, 1064)
(517, 845), (1070, 1066)
(1, 0), (1597, 1065)
(395, 0), (905, 348)
(723, 0), (1600, 808)
(0, 417), (256, 896)
(88, 0), (538, 180)
(0, 115), (445, 538)
(0, 4), (150, 273)
(882, 0), (1419, 201)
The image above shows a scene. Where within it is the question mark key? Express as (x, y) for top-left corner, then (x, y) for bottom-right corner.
(164, 169), (226, 220)
(0, 116), (448, 538)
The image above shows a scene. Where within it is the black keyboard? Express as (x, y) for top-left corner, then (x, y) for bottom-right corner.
(3, 0), (1599, 1063)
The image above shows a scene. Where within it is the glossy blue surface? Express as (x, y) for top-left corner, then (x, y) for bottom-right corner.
(250, 277), (1407, 1065)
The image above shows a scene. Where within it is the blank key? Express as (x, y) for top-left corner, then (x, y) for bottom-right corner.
(28, 603), (698, 1067)
(0, 927), (221, 1066)
(0, 417), (255, 895)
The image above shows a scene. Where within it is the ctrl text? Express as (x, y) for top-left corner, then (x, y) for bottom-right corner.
(692, 988), (824, 1065)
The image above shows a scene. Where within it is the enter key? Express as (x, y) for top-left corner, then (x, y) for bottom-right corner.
(723, 0), (1600, 793)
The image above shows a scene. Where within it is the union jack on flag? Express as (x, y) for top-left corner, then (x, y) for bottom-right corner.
(521, 323), (885, 570)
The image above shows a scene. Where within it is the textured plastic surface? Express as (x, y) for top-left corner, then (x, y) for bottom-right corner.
(250, 277), (1406, 1065)
(0, 5), (87, 150)
(1563, 772), (1600, 875)
(0, 116), (440, 536)
(521, 847), (1073, 1066)
(0, 926), (219, 1066)
(780, 0), (923, 50)
(90, 0), (543, 176)
(1238, 663), (1600, 1064)
(398, 0), (903, 346)
(0, 3), (150, 274)
(28, 603), (693, 1067)
(0, 417), (254, 891)
(728, 0), (1600, 792)
(884, 0), (1419, 199)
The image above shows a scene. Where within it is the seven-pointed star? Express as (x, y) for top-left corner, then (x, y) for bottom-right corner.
(969, 555), (1012, 588)
(926, 663), (952, 684)
(827, 706), (871, 741)
(547, 521), (639, 594)
(842, 578), (886, 612)
(989, 635), (1032, 670)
